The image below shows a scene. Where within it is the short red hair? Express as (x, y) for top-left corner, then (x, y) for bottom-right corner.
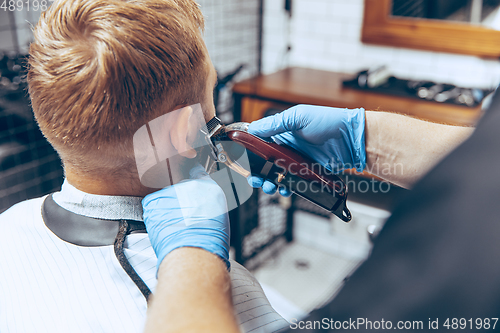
(28, 0), (207, 172)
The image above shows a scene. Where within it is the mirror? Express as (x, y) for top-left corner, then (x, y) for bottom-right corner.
(392, 0), (500, 28)
(362, 0), (500, 58)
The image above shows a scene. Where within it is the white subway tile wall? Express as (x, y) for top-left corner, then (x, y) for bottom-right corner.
(198, 0), (262, 120)
(200, 0), (261, 77)
(0, 9), (40, 53)
(263, 0), (500, 89)
(0, 10), (18, 52)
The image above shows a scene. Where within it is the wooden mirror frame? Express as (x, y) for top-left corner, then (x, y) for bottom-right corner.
(362, 0), (500, 58)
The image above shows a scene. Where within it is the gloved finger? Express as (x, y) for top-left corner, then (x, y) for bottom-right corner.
(278, 186), (293, 197)
(247, 175), (264, 188)
(247, 105), (307, 138)
(262, 181), (277, 195)
(189, 163), (210, 179)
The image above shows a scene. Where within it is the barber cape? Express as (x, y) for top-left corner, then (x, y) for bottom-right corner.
(0, 180), (288, 333)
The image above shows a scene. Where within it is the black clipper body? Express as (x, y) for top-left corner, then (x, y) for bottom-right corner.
(202, 117), (352, 222)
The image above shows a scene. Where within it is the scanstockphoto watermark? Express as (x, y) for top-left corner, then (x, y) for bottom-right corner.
(344, 175), (391, 194)
(274, 158), (402, 194)
(289, 317), (499, 331)
(289, 318), (424, 331)
(274, 158), (404, 179)
(276, 175), (391, 195)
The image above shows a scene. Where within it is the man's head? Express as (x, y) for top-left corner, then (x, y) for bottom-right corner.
(28, 0), (217, 194)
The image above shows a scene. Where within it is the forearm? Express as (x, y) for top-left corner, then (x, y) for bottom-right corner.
(144, 248), (240, 333)
(365, 111), (474, 188)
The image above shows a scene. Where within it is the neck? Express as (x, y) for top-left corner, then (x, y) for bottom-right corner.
(64, 155), (193, 197)
(66, 170), (152, 197)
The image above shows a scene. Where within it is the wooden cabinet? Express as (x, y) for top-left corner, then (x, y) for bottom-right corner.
(239, 97), (290, 123)
(233, 67), (483, 126)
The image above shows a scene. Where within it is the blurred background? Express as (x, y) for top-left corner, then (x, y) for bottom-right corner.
(1, 0), (499, 322)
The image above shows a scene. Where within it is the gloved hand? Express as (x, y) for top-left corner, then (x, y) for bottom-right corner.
(142, 165), (230, 272)
(247, 104), (366, 195)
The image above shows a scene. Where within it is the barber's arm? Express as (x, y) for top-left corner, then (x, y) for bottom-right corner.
(142, 166), (239, 333)
(364, 111), (473, 188)
(144, 248), (238, 333)
(248, 105), (473, 189)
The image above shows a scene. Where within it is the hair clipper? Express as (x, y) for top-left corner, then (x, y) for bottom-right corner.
(201, 117), (352, 222)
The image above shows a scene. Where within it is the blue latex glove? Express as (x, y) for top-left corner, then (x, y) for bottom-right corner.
(142, 165), (230, 272)
(247, 105), (366, 195)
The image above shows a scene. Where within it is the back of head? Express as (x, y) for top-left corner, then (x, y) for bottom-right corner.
(28, 0), (207, 175)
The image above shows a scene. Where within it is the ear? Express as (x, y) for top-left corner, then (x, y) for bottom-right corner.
(170, 106), (197, 158)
